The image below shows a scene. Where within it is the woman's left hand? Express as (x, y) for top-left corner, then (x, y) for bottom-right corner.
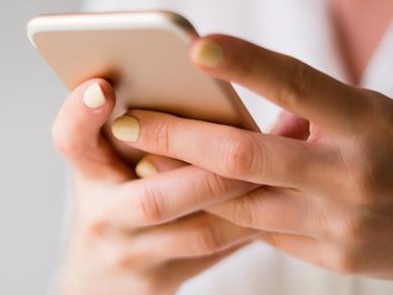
(112, 35), (393, 279)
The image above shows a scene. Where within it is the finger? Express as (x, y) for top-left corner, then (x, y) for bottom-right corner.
(191, 35), (371, 133)
(52, 79), (132, 181)
(260, 232), (360, 277)
(258, 232), (328, 268)
(135, 154), (188, 178)
(258, 232), (353, 274)
(128, 213), (257, 261)
(127, 244), (246, 294)
(106, 241), (243, 295)
(112, 111), (337, 190)
(207, 186), (319, 236)
(270, 111), (310, 140)
(157, 244), (245, 290)
(104, 165), (258, 228)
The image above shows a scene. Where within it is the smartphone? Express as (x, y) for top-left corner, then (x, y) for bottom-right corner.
(27, 11), (259, 161)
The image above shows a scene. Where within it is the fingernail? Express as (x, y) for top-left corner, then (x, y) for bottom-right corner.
(135, 158), (158, 178)
(111, 116), (140, 142)
(192, 39), (224, 68)
(83, 82), (106, 109)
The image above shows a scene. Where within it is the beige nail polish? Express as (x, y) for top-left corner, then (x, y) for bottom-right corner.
(192, 39), (225, 68)
(135, 158), (158, 178)
(111, 116), (140, 142)
(83, 82), (106, 109)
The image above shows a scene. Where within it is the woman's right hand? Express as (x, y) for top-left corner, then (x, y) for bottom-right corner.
(53, 79), (258, 295)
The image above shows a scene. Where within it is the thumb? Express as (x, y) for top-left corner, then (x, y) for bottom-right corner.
(52, 79), (133, 182)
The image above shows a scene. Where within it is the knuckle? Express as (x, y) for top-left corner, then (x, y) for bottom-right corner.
(201, 172), (232, 199)
(136, 277), (167, 295)
(329, 212), (372, 261)
(92, 237), (134, 271)
(150, 118), (173, 154)
(137, 183), (166, 225)
(104, 243), (141, 273)
(347, 158), (381, 207)
(357, 89), (390, 127)
(106, 250), (168, 295)
(110, 250), (132, 271)
(51, 122), (71, 155)
(85, 215), (112, 238)
(218, 132), (257, 176)
(103, 242), (138, 272)
(231, 49), (255, 80)
(328, 214), (368, 246)
(278, 58), (312, 109)
(344, 111), (393, 208)
(273, 146), (304, 182)
(51, 120), (85, 158)
(188, 222), (224, 255)
(230, 194), (258, 227)
(106, 255), (171, 295)
(338, 144), (379, 208)
(331, 247), (361, 275)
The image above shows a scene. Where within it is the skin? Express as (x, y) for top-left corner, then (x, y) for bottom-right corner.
(54, 3), (393, 294)
(54, 80), (260, 295)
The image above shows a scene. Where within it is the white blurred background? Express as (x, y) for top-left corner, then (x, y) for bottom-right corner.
(0, 0), (80, 293)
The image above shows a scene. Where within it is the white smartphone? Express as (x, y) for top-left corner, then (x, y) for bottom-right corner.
(27, 11), (259, 160)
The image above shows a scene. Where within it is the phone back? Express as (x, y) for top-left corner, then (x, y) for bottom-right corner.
(28, 12), (258, 128)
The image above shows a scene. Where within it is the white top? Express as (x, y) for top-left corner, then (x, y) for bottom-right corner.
(82, 1), (393, 294)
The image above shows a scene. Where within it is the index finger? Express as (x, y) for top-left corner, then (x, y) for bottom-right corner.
(112, 111), (339, 191)
(52, 79), (133, 182)
(191, 35), (371, 133)
(104, 165), (257, 228)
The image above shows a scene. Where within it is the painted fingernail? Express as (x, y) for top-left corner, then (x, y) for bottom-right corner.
(135, 158), (158, 178)
(192, 39), (224, 68)
(111, 116), (140, 142)
(83, 82), (106, 109)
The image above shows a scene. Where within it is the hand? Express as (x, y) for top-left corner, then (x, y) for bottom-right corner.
(52, 79), (259, 295)
(111, 35), (393, 279)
